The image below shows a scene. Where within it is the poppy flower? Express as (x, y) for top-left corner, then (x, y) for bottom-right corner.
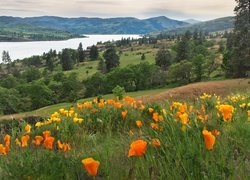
(218, 104), (234, 122)
(202, 130), (215, 150)
(43, 137), (55, 150)
(128, 140), (147, 157)
(121, 110), (127, 119)
(43, 131), (51, 138)
(21, 135), (30, 148)
(151, 139), (161, 147)
(136, 120), (142, 128)
(151, 123), (159, 130)
(82, 158), (100, 176)
(15, 138), (21, 146)
(179, 113), (189, 125)
(152, 112), (159, 121)
(32, 136), (44, 145)
(148, 108), (154, 113)
(0, 144), (7, 155)
(25, 124), (31, 133)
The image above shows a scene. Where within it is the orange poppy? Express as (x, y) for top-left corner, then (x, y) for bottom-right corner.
(0, 144), (7, 155)
(25, 124), (31, 133)
(151, 139), (161, 147)
(128, 140), (147, 157)
(211, 129), (220, 136)
(82, 158), (100, 176)
(202, 129), (215, 150)
(43, 131), (51, 138)
(152, 112), (159, 121)
(148, 108), (154, 113)
(32, 136), (44, 145)
(15, 138), (21, 146)
(43, 137), (55, 150)
(136, 120), (142, 128)
(121, 110), (127, 119)
(21, 135), (30, 148)
(179, 113), (189, 125)
(150, 123), (159, 130)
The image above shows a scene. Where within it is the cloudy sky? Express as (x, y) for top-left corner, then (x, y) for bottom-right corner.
(0, 0), (236, 20)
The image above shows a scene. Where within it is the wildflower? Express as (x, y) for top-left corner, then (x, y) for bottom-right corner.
(152, 112), (159, 121)
(32, 136), (44, 145)
(189, 106), (194, 112)
(35, 122), (43, 127)
(43, 137), (55, 150)
(179, 103), (187, 113)
(57, 140), (71, 152)
(248, 110), (250, 118)
(128, 140), (147, 157)
(151, 139), (161, 147)
(15, 138), (21, 146)
(4, 134), (11, 152)
(179, 113), (189, 125)
(21, 135), (30, 148)
(202, 130), (215, 150)
(43, 131), (51, 138)
(82, 158), (100, 177)
(218, 104), (234, 122)
(211, 129), (220, 136)
(136, 120), (142, 128)
(148, 108), (154, 113)
(25, 124), (31, 133)
(121, 110), (127, 119)
(240, 103), (246, 109)
(151, 123), (159, 130)
(129, 130), (134, 135)
(0, 144), (7, 155)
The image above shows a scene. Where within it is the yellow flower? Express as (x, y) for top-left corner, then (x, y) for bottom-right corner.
(35, 122), (43, 127)
(15, 138), (21, 146)
(25, 124), (31, 133)
(148, 108), (154, 113)
(82, 158), (100, 177)
(179, 113), (189, 125)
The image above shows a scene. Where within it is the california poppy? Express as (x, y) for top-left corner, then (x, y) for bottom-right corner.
(43, 137), (55, 150)
(202, 130), (215, 150)
(21, 135), (30, 148)
(151, 139), (161, 147)
(25, 124), (31, 133)
(82, 158), (100, 176)
(43, 131), (51, 138)
(136, 120), (142, 128)
(121, 110), (127, 119)
(32, 136), (44, 145)
(128, 140), (147, 157)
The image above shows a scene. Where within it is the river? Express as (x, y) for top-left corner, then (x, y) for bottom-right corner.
(0, 34), (140, 61)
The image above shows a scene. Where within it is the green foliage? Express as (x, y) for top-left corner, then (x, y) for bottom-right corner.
(175, 36), (190, 62)
(112, 85), (126, 100)
(155, 48), (172, 70)
(89, 45), (99, 60)
(22, 68), (41, 83)
(192, 54), (205, 82)
(61, 49), (74, 71)
(104, 47), (120, 72)
(0, 87), (20, 115)
(169, 60), (192, 84)
(77, 43), (85, 63)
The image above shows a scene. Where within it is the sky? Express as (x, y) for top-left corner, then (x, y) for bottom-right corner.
(0, 0), (236, 21)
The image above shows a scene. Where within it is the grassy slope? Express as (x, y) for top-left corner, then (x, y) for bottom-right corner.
(1, 79), (249, 120)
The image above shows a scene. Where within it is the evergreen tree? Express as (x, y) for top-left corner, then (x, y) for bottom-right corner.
(192, 54), (205, 82)
(103, 47), (120, 72)
(89, 45), (99, 60)
(155, 48), (172, 70)
(45, 52), (54, 71)
(175, 35), (190, 62)
(78, 43), (85, 62)
(223, 0), (250, 77)
(2, 51), (11, 64)
(61, 49), (73, 71)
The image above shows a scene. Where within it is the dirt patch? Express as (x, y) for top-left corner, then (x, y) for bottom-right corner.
(138, 79), (250, 103)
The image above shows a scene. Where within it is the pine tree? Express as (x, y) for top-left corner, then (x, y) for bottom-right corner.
(175, 34), (190, 62)
(89, 45), (99, 60)
(103, 47), (120, 72)
(155, 48), (172, 70)
(61, 49), (73, 71)
(78, 43), (85, 63)
(224, 0), (250, 77)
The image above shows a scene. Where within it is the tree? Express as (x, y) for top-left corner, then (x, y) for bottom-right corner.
(98, 57), (106, 73)
(223, 0), (250, 77)
(45, 52), (54, 71)
(103, 47), (120, 72)
(61, 49), (73, 71)
(192, 54), (205, 82)
(155, 48), (172, 70)
(2, 51), (11, 64)
(0, 87), (20, 115)
(175, 35), (190, 62)
(89, 45), (99, 60)
(169, 60), (192, 83)
(78, 43), (85, 62)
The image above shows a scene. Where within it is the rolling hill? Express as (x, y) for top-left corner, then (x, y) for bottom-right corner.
(158, 16), (235, 35)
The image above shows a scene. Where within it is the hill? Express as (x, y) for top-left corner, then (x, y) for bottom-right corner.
(0, 79), (248, 121)
(159, 16), (234, 35)
(0, 16), (188, 41)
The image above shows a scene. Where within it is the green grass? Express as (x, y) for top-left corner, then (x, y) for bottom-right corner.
(0, 87), (169, 120)
(0, 92), (249, 179)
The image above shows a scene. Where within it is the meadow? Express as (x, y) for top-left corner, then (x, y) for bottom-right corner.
(0, 90), (249, 179)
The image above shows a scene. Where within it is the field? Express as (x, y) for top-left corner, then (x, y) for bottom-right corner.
(0, 79), (249, 179)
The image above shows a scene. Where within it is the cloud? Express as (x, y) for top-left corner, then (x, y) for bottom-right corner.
(0, 0), (236, 20)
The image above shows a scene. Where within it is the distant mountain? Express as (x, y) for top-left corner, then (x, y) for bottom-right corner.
(160, 16), (234, 35)
(183, 19), (201, 24)
(0, 16), (188, 40)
